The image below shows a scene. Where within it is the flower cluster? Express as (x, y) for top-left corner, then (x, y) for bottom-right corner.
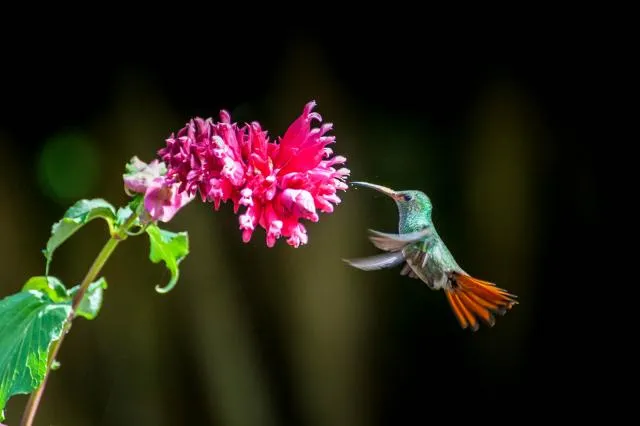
(125, 101), (349, 247)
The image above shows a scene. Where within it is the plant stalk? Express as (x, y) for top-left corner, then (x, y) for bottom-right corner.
(20, 212), (138, 426)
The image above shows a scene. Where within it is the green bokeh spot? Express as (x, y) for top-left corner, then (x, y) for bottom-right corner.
(38, 132), (99, 201)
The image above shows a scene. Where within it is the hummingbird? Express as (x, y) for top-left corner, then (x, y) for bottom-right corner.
(344, 181), (517, 331)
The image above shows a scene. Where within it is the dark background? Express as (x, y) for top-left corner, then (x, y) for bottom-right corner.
(1, 19), (602, 425)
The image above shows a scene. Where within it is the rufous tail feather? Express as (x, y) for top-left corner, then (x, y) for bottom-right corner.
(445, 273), (517, 331)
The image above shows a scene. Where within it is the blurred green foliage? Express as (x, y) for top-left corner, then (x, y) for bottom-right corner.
(38, 132), (99, 202)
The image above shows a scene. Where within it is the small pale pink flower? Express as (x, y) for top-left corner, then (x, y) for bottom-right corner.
(158, 101), (349, 247)
(123, 156), (166, 195)
(239, 187), (253, 207)
(238, 210), (256, 243)
(122, 156), (194, 222)
(287, 223), (308, 248)
(266, 220), (283, 248)
(144, 177), (194, 222)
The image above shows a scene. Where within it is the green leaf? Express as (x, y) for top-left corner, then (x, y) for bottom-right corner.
(44, 199), (117, 274)
(145, 224), (189, 293)
(116, 205), (135, 227)
(0, 274), (108, 419)
(22, 276), (69, 303)
(0, 291), (71, 421)
(68, 278), (108, 320)
(115, 196), (145, 236)
(116, 195), (142, 226)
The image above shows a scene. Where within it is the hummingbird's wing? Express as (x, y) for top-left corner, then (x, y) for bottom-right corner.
(401, 242), (434, 282)
(346, 227), (432, 279)
(368, 228), (432, 252)
(343, 251), (406, 271)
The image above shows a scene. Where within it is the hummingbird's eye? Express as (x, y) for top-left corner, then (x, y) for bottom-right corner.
(403, 194), (413, 201)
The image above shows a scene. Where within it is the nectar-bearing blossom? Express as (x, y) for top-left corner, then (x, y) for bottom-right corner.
(123, 156), (194, 222)
(158, 101), (349, 247)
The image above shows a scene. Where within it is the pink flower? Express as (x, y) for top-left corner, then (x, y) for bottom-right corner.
(123, 156), (194, 222)
(158, 101), (349, 247)
(143, 177), (194, 222)
(123, 156), (166, 195)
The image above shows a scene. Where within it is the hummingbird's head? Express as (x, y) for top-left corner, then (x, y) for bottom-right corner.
(394, 189), (432, 217)
(351, 182), (432, 220)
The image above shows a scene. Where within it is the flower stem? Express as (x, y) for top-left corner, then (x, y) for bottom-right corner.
(20, 212), (138, 426)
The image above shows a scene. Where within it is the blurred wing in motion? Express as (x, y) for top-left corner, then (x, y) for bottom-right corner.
(343, 251), (406, 271)
(368, 228), (431, 252)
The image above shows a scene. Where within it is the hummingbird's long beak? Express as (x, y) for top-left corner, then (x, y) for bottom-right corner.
(351, 181), (402, 200)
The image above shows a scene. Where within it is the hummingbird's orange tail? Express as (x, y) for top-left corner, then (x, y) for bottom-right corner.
(445, 274), (517, 331)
